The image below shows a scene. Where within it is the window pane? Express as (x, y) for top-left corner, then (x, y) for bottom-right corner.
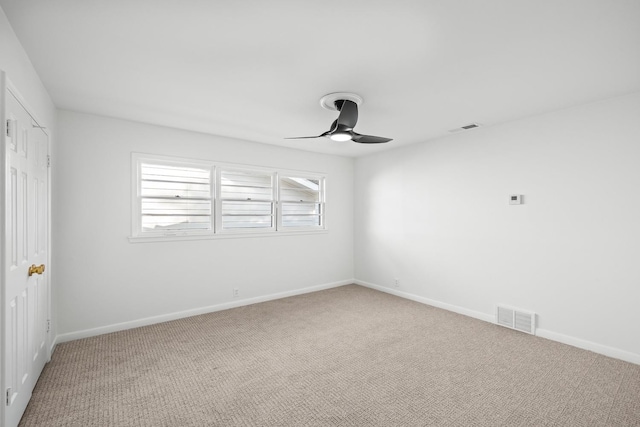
(142, 198), (211, 216)
(222, 201), (272, 215)
(280, 189), (319, 203)
(142, 164), (210, 183)
(222, 215), (273, 229)
(280, 177), (320, 190)
(142, 215), (211, 231)
(220, 184), (274, 229)
(280, 176), (320, 203)
(282, 215), (322, 227)
(141, 181), (211, 199)
(220, 185), (273, 201)
(281, 202), (321, 215)
(220, 170), (273, 201)
(220, 171), (272, 188)
(141, 163), (211, 199)
(279, 176), (323, 229)
(139, 161), (213, 233)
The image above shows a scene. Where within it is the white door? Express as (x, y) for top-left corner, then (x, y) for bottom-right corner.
(3, 84), (50, 427)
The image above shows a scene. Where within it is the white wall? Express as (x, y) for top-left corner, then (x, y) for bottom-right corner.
(355, 93), (640, 363)
(54, 110), (354, 337)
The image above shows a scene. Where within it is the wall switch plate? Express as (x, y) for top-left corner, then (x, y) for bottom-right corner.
(509, 194), (522, 205)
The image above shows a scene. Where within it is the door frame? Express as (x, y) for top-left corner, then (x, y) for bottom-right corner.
(1, 70), (52, 425)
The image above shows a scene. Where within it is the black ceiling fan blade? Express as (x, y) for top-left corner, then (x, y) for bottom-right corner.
(286, 120), (338, 140)
(336, 100), (358, 129)
(284, 135), (323, 139)
(327, 119), (339, 134)
(351, 133), (393, 144)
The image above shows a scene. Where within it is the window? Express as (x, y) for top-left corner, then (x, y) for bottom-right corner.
(279, 176), (324, 229)
(131, 153), (326, 241)
(137, 158), (213, 234)
(219, 169), (275, 231)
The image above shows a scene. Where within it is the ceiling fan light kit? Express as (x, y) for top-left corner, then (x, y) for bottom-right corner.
(286, 92), (392, 144)
(329, 132), (352, 142)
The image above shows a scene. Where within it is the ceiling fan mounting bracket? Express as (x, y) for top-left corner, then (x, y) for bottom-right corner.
(320, 92), (363, 111)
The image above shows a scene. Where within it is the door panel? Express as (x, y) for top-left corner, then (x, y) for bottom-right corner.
(3, 86), (49, 427)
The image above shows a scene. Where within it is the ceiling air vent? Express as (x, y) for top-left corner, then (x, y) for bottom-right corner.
(496, 305), (536, 335)
(448, 123), (481, 133)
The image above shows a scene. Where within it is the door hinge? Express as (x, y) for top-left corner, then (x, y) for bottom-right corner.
(47, 319), (51, 333)
(6, 119), (14, 137)
(47, 155), (51, 168)
(6, 388), (12, 406)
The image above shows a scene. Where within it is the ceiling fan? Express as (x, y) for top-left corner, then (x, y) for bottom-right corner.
(286, 93), (392, 144)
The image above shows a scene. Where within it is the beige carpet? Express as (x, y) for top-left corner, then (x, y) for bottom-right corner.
(20, 285), (640, 426)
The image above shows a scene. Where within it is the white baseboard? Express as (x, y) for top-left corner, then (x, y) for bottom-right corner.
(355, 279), (640, 366)
(355, 279), (495, 323)
(536, 329), (640, 365)
(56, 279), (353, 344)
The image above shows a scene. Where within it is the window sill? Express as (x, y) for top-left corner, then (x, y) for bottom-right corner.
(128, 229), (329, 243)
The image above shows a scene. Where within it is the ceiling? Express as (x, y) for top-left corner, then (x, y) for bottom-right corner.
(2, 0), (640, 157)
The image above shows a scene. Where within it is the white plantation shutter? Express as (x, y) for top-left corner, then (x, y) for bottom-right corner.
(279, 176), (324, 228)
(139, 162), (212, 232)
(219, 169), (275, 230)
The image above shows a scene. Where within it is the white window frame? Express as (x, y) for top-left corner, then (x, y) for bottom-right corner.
(130, 153), (327, 242)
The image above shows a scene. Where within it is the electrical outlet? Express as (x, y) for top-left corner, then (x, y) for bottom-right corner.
(394, 278), (400, 288)
(233, 288), (239, 298)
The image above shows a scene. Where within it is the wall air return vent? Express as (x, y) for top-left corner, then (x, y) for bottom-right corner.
(448, 123), (481, 133)
(496, 305), (536, 335)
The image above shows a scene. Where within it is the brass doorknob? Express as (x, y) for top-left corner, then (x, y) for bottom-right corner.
(28, 264), (45, 276)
